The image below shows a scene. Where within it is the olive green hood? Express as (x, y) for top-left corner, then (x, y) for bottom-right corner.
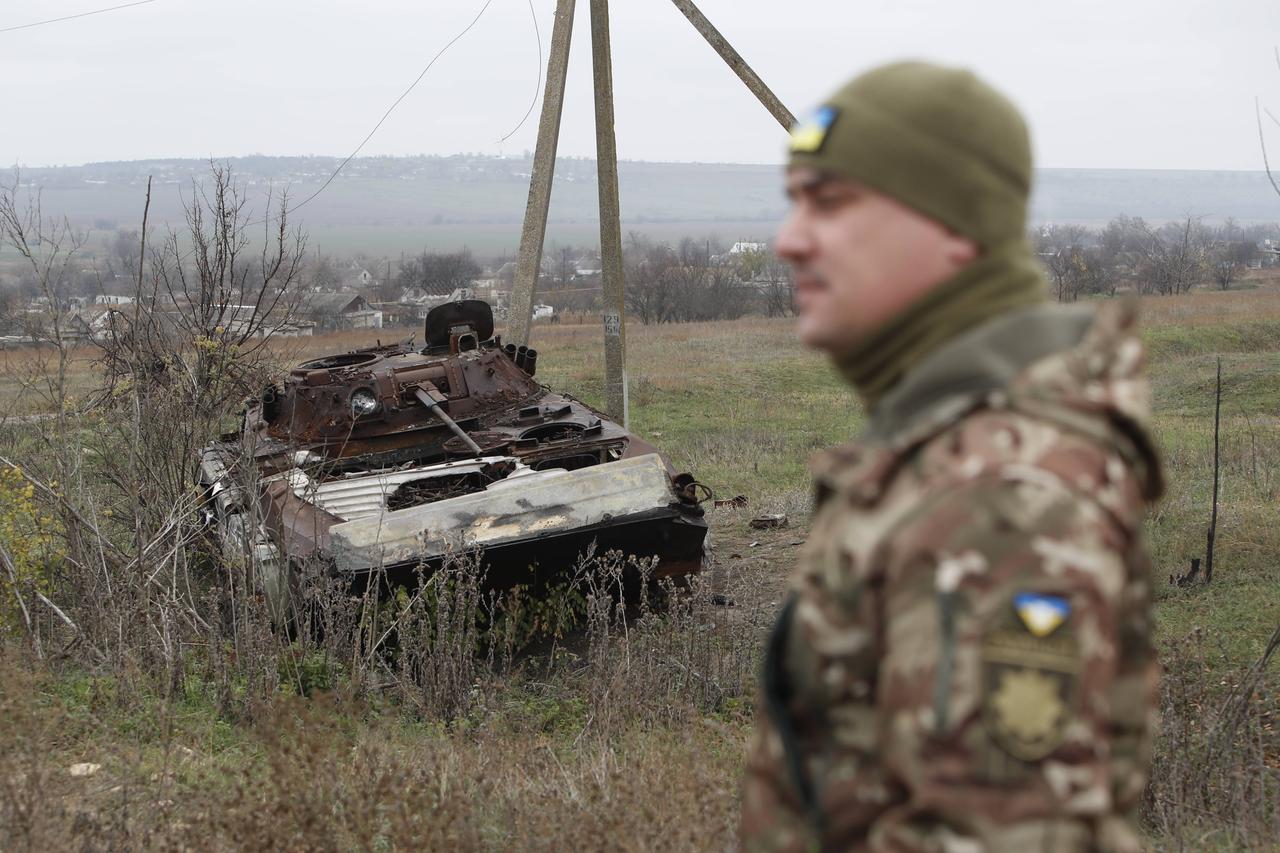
(864, 300), (1164, 502)
(834, 240), (1047, 408)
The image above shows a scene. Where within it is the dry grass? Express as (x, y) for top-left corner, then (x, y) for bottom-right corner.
(1138, 269), (1280, 327)
(0, 539), (779, 851)
(1144, 626), (1280, 850)
(0, 656), (750, 851)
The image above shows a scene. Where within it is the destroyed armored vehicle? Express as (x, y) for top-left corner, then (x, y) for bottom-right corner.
(199, 300), (708, 620)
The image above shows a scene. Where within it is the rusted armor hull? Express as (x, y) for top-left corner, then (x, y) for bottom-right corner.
(199, 301), (707, 618)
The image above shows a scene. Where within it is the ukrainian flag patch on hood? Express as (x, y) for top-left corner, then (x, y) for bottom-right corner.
(789, 105), (839, 154)
(1013, 593), (1071, 638)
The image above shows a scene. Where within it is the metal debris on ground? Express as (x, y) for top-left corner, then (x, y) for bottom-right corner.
(749, 513), (789, 529)
(714, 494), (749, 508)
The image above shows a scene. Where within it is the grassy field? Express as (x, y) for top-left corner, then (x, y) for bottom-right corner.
(2, 275), (1279, 849)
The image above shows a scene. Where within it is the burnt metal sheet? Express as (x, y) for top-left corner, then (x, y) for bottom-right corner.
(260, 479), (342, 560)
(328, 452), (679, 572)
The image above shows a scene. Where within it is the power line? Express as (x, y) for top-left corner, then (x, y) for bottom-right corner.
(167, 0), (510, 264)
(287, 0), (500, 216)
(498, 0), (543, 144)
(0, 0), (158, 35)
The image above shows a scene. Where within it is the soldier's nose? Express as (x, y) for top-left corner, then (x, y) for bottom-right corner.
(775, 211), (813, 264)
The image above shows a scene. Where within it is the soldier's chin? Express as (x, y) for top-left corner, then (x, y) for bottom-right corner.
(795, 311), (837, 352)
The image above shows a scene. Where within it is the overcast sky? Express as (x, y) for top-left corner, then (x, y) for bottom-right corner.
(3, 0), (1279, 171)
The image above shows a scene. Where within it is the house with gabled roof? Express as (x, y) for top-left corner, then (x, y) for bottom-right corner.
(301, 292), (383, 331)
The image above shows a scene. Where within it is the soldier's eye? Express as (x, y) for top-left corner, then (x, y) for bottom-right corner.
(813, 190), (856, 211)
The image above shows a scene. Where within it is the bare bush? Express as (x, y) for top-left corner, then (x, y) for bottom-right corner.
(395, 248), (481, 297)
(623, 234), (757, 324)
(0, 170), (89, 415)
(0, 164), (309, 702)
(1136, 216), (1211, 296)
(754, 250), (795, 318)
(1035, 223), (1090, 302)
(624, 232), (680, 324)
(568, 547), (769, 737)
(1208, 221), (1256, 291)
(1145, 626), (1280, 849)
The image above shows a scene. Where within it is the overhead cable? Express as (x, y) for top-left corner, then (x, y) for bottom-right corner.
(0, 0), (158, 35)
(287, 0), (500, 215)
(498, 0), (543, 144)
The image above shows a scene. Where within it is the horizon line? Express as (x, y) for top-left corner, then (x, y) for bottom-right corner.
(5, 154), (1273, 175)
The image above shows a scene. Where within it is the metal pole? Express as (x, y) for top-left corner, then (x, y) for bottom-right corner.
(508, 0), (577, 348)
(589, 0), (627, 427)
(668, 0), (795, 130)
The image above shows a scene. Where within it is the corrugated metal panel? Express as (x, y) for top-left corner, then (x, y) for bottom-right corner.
(287, 456), (519, 521)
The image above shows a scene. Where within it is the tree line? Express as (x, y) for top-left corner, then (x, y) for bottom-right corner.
(621, 234), (791, 325)
(1033, 216), (1275, 302)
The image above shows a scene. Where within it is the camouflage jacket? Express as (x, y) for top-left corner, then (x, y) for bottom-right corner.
(741, 301), (1164, 853)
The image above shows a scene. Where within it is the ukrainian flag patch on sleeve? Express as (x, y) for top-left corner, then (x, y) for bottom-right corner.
(789, 105), (839, 154)
(1013, 592), (1071, 638)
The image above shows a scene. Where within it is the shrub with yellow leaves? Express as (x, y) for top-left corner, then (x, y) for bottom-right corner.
(0, 465), (56, 634)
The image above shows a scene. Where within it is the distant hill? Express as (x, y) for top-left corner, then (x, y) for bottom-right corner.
(7, 155), (1278, 257)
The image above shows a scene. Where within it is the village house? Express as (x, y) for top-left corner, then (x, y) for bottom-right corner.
(573, 256), (602, 279)
(494, 261), (518, 286)
(1248, 239), (1280, 269)
(343, 268), (377, 290)
(95, 294), (135, 306)
(300, 292), (383, 331)
(62, 304), (127, 344)
(371, 302), (415, 327)
(214, 305), (316, 338)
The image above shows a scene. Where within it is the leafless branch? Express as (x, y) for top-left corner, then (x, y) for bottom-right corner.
(0, 538), (42, 659)
(1261, 80), (1280, 200)
(34, 590), (80, 635)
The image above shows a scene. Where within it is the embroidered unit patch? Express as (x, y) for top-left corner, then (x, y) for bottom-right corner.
(789, 105), (839, 154)
(981, 627), (1080, 761)
(990, 668), (1064, 747)
(1013, 592), (1070, 638)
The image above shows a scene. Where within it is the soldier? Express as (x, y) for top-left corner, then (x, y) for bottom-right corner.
(740, 62), (1164, 852)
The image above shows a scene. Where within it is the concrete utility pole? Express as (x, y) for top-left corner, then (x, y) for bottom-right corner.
(590, 0), (628, 426)
(507, 0), (792, 426)
(508, 0), (577, 349)
(668, 0), (795, 130)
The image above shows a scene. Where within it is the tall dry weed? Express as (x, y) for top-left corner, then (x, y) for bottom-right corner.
(1145, 626), (1280, 850)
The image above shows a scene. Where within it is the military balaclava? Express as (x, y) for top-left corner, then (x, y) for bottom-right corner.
(788, 61), (1047, 407)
